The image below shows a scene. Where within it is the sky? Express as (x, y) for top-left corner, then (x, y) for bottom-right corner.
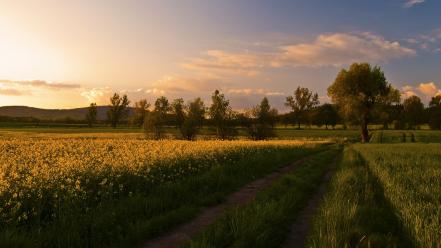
(0, 0), (440, 110)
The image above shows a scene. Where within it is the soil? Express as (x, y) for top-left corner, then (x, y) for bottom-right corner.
(143, 156), (312, 248)
(281, 161), (336, 248)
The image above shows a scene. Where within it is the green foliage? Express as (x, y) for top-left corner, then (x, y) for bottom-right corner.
(172, 98), (185, 128)
(285, 86), (319, 128)
(312, 103), (339, 129)
(107, 93), (130, 128)
(328, 63), (397, 142)
(428, 95), (441, 130)
(209, 90), (235, 139)
(85, 103), (97, 127)
(180, 98), (206, 140)
(245, 97), (278, 140)
(144, 96), (171, 139)
(131, 99), (150, 127)
(403, 95), (425, 129)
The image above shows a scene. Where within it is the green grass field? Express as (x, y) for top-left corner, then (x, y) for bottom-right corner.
(370, 130), (441, 143)
(307, 144), (441, 248)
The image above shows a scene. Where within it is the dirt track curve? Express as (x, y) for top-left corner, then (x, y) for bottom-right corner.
(143, 155), (314, 248)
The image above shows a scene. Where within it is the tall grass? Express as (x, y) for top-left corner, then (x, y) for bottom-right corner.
(355, 144), (441, 248)
(307, 147), (411, 247)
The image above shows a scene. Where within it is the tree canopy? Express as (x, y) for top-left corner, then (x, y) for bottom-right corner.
(328, 62), (397, 142)
(403, 95), (424, 129)
(107, 93), (130, 128)
(132, 99), (150, 127)
(285, 86), (319, 128)
(85, 103), (97, 128)
(246, 97), (278, 140)
(209, 90), (234, 139)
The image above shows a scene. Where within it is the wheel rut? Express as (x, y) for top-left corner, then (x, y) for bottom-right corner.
(281, 158), (337, 248)
(143, 154), (315, 248)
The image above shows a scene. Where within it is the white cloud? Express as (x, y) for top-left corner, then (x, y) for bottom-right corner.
(80, 87), (112, 103)
(401, 82), (441, 100)
(227, 88), (284, 96)
(404, 0), (425, 8)
(0, 79), (80, 89)
(184, 32), (415, 77)
(275, 33), (415, 67)
(183, 50), (271, 77)
(80, 86), (166, 105)
(79, 76), (227, 105)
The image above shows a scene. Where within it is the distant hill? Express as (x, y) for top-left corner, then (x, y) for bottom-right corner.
(0, 106), (134, 121)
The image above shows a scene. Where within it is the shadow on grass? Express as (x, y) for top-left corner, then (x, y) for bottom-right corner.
(346, 153), (416, 248)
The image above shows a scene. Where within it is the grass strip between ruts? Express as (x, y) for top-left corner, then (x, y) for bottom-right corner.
(183, 146), (340, 248)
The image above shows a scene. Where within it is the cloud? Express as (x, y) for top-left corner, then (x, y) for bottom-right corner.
(184, 33), (415, 76)
(404, 28), (441, 52)
(80, 87), (164, 104)
(79, 76), (225, 104)
(418, 82), (441, 97)
(0, 79), (80, 90)
(275, 33), (415, 67)
(78, 75), (288, 111)
(401, 82), (441, 100)
(401, 86), (417, 98)
(182, 50), (271, 77)
(227, 88), (284, 96)
(0, 88), (25, 96)
(151, 75), (226, 93)
(80, 87), (112, 103)
(404, 0), (425, 8)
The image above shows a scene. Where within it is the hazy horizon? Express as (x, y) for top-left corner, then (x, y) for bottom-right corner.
(1, 0), (440, 110)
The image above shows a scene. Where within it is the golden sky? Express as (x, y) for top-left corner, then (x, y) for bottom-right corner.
(0, 0), (440, 109)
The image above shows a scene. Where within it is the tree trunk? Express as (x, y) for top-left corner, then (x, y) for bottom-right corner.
(298, 121), (300, 129)
(361, 120), (369, 143)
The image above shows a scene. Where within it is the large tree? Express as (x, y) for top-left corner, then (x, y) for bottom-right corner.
(285, 86), (319, 129)
(180, 98), (206, 140)
(403, 95), (424, 129)
(132, 99), (150, 127)
(85, 103), (97, 128)
(187, 97), (206, 127)
(209, 90), (234, 139)
(171, 98), (185, 128)
(328, 63), (396, 142)
(144, 96), (171, 139)
(312, 103), (339, 129)
(246, 97), (278, 140)
(107, 93), (130, 128)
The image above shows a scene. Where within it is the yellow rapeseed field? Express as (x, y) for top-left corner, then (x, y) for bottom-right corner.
(0, 134), (324, 226)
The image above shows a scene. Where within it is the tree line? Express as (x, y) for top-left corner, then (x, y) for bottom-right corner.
(85, 62), (441, 142)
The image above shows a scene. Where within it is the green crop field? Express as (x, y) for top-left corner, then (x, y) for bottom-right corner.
(307, 144), (441, 247)
(370, 130), (441, 143)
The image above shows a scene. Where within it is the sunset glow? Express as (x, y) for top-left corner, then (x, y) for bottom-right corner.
(0, 0), (440, 109)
